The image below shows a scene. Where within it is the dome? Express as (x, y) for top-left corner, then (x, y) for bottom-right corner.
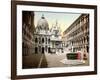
(37, 15), (49, 30)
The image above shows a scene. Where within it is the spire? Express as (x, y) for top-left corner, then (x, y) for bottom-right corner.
(56, 20), (57, 25)
(56, 20), (58, 26)
(41, 14), (45, 19)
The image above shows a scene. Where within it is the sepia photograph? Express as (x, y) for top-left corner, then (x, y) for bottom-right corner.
(22, 11), (89, 69)
(11, 1), (97, 79)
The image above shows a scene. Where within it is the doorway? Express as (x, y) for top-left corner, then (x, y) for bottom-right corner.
(48, 47), (50, 53)
(42, 47), (44, 54)
(35, 47), (38, 54)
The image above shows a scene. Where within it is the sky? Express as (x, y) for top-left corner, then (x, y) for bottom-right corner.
(34, 11), (81, 35)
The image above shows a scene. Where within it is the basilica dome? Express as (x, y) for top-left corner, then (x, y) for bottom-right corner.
(37, 15), (49, 30)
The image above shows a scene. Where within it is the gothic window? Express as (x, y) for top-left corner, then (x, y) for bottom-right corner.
(35, 37), (38, 43)
(48, 38), (50, 43)
(87, 46), (89, 53)
(84, 37), (85, 43)
(87, 36), (89, 42)
(42, 38), (44, 43)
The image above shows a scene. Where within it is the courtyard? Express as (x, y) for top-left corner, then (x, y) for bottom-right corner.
(23, 52), (89, 69)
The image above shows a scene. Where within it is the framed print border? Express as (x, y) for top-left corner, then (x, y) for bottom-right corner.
(11, 1), (97, 80)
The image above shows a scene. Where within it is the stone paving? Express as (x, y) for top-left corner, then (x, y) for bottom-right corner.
(44, 52), (89, 68)
(22, 54), (48, 69)
(22, 52), (89, 69)
(44, 53), (66, 67)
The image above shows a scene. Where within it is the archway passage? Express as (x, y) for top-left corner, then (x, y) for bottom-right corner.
(35, 47), (38, 54)
(86, 46), (89, 53)
(48, 47), (50, 53)
(42, 47), (44, 54)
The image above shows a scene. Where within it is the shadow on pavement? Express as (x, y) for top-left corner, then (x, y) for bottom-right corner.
(22, 54), (48, 69)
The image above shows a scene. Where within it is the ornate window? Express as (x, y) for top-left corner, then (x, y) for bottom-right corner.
(35, 37), (38, 43)
(42, 38), (44, 43)
(48, 38), (50, 43)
